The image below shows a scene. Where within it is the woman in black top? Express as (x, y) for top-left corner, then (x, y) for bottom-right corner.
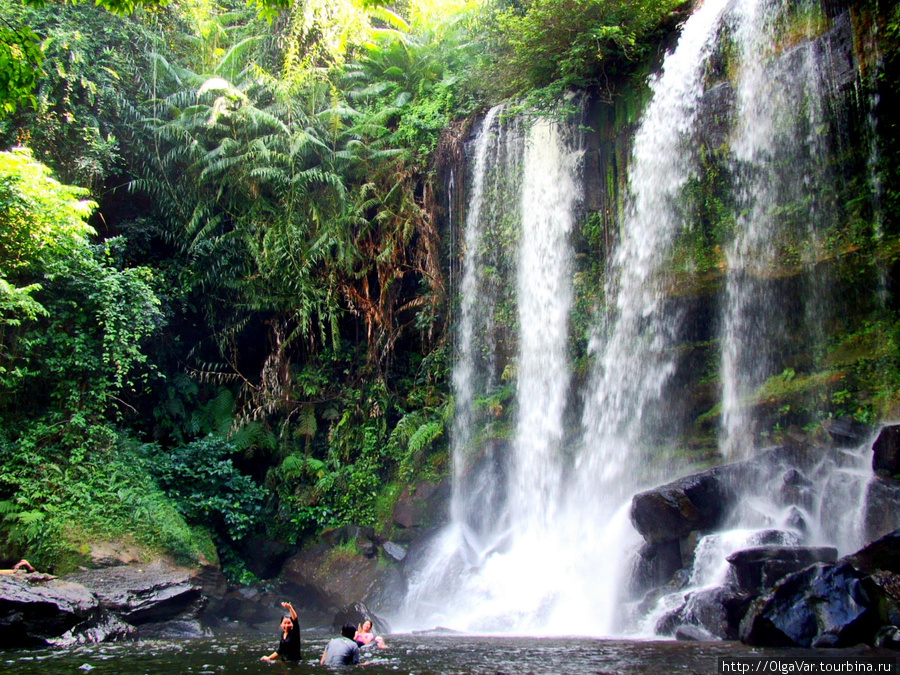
(261, 601), (301, 662)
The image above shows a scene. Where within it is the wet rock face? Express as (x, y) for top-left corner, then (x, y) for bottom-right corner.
(0, 561), (213, 648)
(630, 466), (738, 544)
(631, 540), (683, 593)
(727, 546), (838, 594)
(739, 563), (875, 648)
(281, 544), (383, 612)
(627, 432), (900, 649)
(66, 561), (205, 625)
(0, 576), (99, 647)
(862, 478), (900, 544)
(872, 425), (900, 477)
(658, 585), (750, 640)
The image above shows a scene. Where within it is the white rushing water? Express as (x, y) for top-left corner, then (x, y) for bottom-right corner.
(578, 0), (730, 495)
(719, 0), (837, 458)
(400, 0), (883, 639)
(450, 104), (506, 531)
(400, 0), (730, 635)
(401, 114), (584, 633)
(510, 119), (579, 534)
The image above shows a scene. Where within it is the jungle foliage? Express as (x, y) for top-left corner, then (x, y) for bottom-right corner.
(0, 0), (897, 579)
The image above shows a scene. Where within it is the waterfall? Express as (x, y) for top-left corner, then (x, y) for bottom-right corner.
(636, 0), (885, 635)
(450, 104), (511, 539)
(509, 119), (579, 533)
(400, 112), (584, 633)
(399, 0), (729, 635)
(720, 0), (839, 457)
(399, 0), (884, 639)
(578, 0), (730, 494)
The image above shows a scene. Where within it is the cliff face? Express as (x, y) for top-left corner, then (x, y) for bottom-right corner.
(438, 0), (897, 462)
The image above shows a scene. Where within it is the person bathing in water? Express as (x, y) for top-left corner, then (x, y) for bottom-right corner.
(261, 601), (301, 663)
(320, 623), (360, 666)
(353, 620), (386, 650)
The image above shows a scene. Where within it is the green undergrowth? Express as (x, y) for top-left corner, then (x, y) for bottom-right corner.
(0, 429), (209, 574)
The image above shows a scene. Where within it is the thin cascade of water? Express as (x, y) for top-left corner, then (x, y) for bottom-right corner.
(720, 0), (838, 458)
(862, 24), (888, 306)
(509, 119), (580, 534)
(577, 0), (730, 497)
(400, 113), (582, 633)
(400, 107), (523, 625)
(450, 104), (507, 536)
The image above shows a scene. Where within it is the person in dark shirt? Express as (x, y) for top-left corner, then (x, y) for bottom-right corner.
(320, 623), (360, 666)
(261, 601), (301, 662)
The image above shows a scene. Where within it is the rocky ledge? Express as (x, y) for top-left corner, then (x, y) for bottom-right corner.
(629, 423), (900, 648)
(0, 560), (213, 647)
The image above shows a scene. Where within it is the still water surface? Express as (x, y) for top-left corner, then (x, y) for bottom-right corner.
(2, 629), (891, 675)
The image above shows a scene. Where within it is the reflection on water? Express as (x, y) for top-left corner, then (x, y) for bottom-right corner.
(0, 630), (889, 675)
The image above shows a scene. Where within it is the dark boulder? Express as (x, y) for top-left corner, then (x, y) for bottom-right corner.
(631, 540), (683, 594)
(222, 587), (273, 624)
(0, 575), (99, 647)
(281, 543), (384, 612)
(727, 545), (838, 593)
(631, 466), (738, 543)
(674, 624), (717, 642)
(50, 612), (135, 647)
(872, 425), (900, 477)
(65, 562), (205, 625)
(861, 570), (900, 627)
(191, 562), (228, 616)
(138, 618), (210, 639)
(278, 534), (407, 618)
(745, 530), (803, 547)
(875, 625), (900, 650)
(739, 563), (875, 648)
(844, 528), (900, 575)
(656, 585), (750, 640)
(631, 446), (809, 546)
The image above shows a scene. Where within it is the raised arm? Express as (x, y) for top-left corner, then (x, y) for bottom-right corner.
(281, 601), (298, 622)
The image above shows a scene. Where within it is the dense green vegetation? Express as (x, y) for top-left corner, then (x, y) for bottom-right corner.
(0, 0), (898, 579)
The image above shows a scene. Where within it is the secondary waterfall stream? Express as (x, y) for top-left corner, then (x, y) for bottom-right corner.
(398, 0), (884, 636)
